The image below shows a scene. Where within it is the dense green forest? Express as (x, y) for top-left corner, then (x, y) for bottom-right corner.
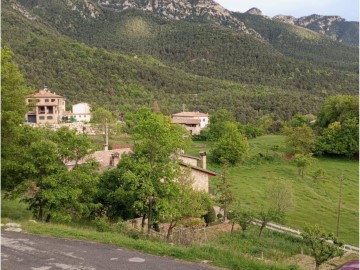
(2, 1), (358, 123)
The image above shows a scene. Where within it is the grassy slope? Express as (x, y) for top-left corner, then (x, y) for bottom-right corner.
(189, 135), (359, 246)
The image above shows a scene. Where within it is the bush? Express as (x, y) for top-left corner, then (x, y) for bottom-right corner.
(203, 206), (216, 226)
(126, 228), (142, 240)
(93, 217), (112, 232)
(217, 213), (223, 220)
(192, 129), (209, 141)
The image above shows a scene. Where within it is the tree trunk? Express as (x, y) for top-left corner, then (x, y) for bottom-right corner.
(147, 197), (153, 237)
(38, 202), (44, 221)
(315, 263), (320, 270)
(231, 221), (235, 233)
(141, 214), (146, 232)
(167, 221), (177, 241)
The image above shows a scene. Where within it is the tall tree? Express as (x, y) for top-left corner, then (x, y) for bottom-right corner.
(211, 122), (248, 165)
(216, 161), (235, 221)
(122, 108), (190, 235)
(1, 47), (33, 190)
(207, 109), (235, 141)
(1, 47), (32, 139)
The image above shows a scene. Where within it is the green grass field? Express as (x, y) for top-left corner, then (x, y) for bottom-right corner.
(189, 135), (359, 246)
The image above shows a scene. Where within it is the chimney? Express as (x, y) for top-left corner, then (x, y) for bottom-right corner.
(199, 151), (206, 170)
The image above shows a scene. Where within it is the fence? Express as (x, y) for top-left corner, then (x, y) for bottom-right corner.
(252, 219), (359, 254)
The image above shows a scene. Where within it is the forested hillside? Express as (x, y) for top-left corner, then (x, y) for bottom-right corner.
(2, 0), (359, 123)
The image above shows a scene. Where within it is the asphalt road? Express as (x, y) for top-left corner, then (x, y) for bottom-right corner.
(1, 231), (217, 270)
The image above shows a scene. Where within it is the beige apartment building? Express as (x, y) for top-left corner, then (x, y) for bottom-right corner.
(26, 87), (66, 124)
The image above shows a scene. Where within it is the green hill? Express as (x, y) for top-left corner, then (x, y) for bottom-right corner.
(2, 1), (358, 123)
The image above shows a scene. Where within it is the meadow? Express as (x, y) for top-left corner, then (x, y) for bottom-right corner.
(189, 135), (359, 246)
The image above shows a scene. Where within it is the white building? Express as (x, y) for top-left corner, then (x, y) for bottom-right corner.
(172, 111), (209, 131)
(71, 103), (91, 122)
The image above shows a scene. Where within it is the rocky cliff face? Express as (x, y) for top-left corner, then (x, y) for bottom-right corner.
(97, 0), (261, 37)
(273, 13), (358, 45)
(245, 7), (262, 16)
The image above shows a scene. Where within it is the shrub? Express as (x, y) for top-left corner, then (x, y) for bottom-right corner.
(203, 206), (216, 226)
(93, 217), (112, 232)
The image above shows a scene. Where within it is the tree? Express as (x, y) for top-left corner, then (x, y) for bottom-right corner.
(316, 118), (359, 157)
(316, 95), (358, 128)
(50, 127), (96, 166)
(116, 108), (190, 235)
(257, 208), (281, 237)
(215, 162), (235, 221)
(211, 122), (248, 165)
(284, 125), (315, 155)
(227, 202), (253, 232)
(267, 179), (293, 219)
(1, 47), (32, 139)
(160, 168), (210, 240)
(207, 109), (235, 141)
(287, 113), (309, 127)
(5, 127), (99, 222)
(293, 154), (315, 177)
(237, 211), (253, 232)
(302, 224), (343, 270)
(1, 47), (33, 190)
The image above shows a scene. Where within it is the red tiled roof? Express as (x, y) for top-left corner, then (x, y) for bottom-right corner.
(28, 88), (64, 98)
(171, 118), (201, 124)
(172, 112), (208, 117)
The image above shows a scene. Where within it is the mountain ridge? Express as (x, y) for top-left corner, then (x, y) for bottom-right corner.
(2, 0), (358, 123)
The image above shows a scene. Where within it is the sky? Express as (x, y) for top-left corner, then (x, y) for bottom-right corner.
(216, 0), (359, 21)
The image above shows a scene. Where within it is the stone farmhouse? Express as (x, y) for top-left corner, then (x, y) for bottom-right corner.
(25, 87), (66, 124)
(179, 151), (218, 192)
(66, 145), (133, 171)
(171, 111), (209, 135)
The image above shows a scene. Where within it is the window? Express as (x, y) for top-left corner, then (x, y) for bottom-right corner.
(39, 106), (45, 114)
(45, 99), (49, 102)
(51, 99), (55, 102)
(203, 119), (205, 122)
(47, 106), (54, 114)
(47, 116), (53, 120)
(39, 116), (45, 120)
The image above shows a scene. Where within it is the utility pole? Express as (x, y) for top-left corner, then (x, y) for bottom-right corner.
(336, 172), (344, 237)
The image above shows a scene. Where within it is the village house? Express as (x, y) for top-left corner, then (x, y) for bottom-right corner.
(64, 103), (92, 122)
(171, 111), (209, 135)
(65, 145), (133, 171)
(178, 151), (218, 193)
(25, 87), (66, 124)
